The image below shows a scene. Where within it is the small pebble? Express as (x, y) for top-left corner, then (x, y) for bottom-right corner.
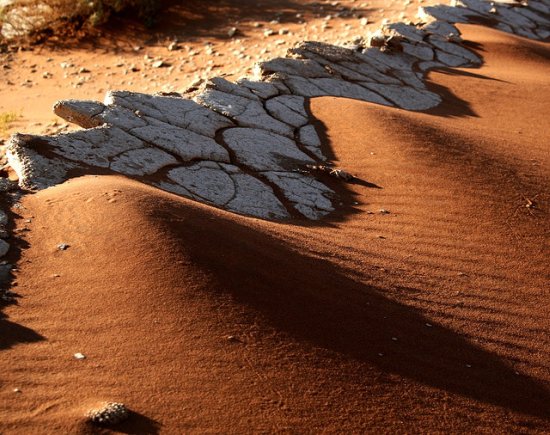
(87, 402), (129, 426)
(57, 243), (69, 250)
(74, 352), (86, 360)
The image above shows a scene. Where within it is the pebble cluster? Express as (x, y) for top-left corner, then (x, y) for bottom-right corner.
(87, 402), (129, 426)
(4, 0), (550, 222)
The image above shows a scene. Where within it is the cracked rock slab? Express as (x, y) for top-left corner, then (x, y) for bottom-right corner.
(197, 89), (294, 138)
(264, 171), (334, 220)
(5, 0), (548, 223)
(223, 128), (315, 171)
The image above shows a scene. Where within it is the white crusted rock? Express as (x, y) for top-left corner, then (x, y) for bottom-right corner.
(165, 162), (289, 219)
(434, 49), (471, 67)
(392, 70), (426, 90)
(206, 77), (260, 101)
(106, 91), (233, 138)
(258, 58), (332, 79)
(167, 162), (236, 206)
(129, 119), (229, 163)
(50, 127), (144, 168)
(223, 128), (314, 171)
(339, 61), (402, 85)
(459, 0), (493, 15)
(7, 135), (76, 189)
(298, 124), (321, 148)
(291, 41), (358, 63)
(264, 171), (334, 220)
(401, 42), (435, 61)
(419, 5), (482, 24)
(197, 89), (294, 138)
(53, 100), (106, 128)
(298, 124), (325, 160)
(417, 60), (445, 72)
(428, 36), (481, 65)
(492, 5), (537, 29)
(285, 76), (392, 107)
(237, 79), (280, 99)
(530, 1), (550, 15)
(358, 48), (416, 72)
(265, 95), (308, 128)
(423, 21), (462, 41)
(110, 147), (178, 175)
(87, 402), (129, 426)
(219, 164), (289, 219)
(387, 23), (426, 43)
(362, 83), (441, 110)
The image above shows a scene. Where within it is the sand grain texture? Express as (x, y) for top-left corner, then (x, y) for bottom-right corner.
(1, 25), (549, 433)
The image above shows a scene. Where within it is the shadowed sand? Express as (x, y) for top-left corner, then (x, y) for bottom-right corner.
(0, 25), (549, 433)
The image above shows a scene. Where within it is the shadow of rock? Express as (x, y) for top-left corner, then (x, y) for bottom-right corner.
(150, 198), (550, 422)
(81, 411), (161, 434)
(0, 313), (45, 350)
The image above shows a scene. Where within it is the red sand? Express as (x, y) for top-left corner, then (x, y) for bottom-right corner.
(0, 25), (549, 433)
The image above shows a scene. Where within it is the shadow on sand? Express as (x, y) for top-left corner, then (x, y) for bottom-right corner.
(148, 196), (550, 423)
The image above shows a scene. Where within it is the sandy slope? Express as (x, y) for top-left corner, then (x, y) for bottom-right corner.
(0, 25), (549, 433)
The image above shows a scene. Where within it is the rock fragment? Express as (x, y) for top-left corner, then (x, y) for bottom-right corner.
(87, 402), (129, 426)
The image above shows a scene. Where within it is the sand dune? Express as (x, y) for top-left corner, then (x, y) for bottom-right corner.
(1, 23), (549, 435)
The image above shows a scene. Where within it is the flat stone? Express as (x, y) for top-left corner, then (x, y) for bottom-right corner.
(423, 21), (462, 41)
(107, 91), (233, 138)
(237, 79), (280, 99)
(428, 36), (481, 64)
(285, 76), (392, 107)
(167, 162), (236, 206)
(387, 23), (427, 43)
(223, 127), (314, 171)
(362, 83), (441, 110)
(401, 42), (434, 61)
(50, 127), (144, 168)
(206, 77), (260, 101)
(258, 58), (332, 78)
(420, 5), (482, 24)
(298, 124), (319, 147)
(219, 164), (290, 219)
(339, 61), (402, 85)
(197, 89), (294, 138)
(291, 41), (358, 63)
(110, 147), (179, 175)
(434, 49), (471, 67)
(129, 119), (229, 162)
(264, 171), (334, 219)
(265, 95), (308, 128)
(7, 135), (76, 189)
(53, 100), (106, 128)
(494, 5), (537, 29)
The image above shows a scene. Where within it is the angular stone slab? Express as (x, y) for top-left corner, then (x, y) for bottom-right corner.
(265, 95), (308, 128)
(223, 127), (314, 171)
(5, 0), (548, 223)
(264, 171), (334, 220)
(197, 89), (294, 138)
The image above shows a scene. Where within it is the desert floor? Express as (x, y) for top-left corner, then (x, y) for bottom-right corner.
(0, 1), (549, 434)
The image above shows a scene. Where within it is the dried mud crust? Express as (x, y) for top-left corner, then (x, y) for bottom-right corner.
(4, 0), (550, 222)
